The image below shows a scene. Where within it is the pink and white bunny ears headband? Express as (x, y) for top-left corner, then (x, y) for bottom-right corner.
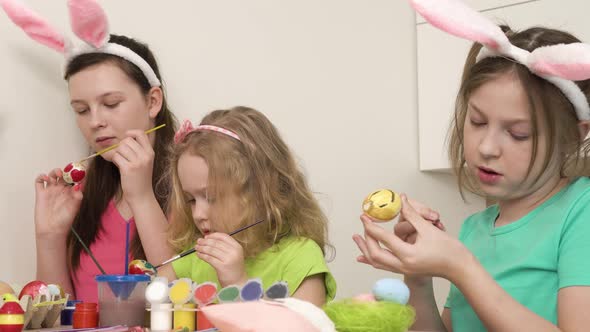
(174, 120), (241, 144)
(0, 0), (161, 87)
(410, 0), (590, 121)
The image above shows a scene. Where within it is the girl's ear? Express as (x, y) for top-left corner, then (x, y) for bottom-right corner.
(147, 87), (163, 119)
(578, 120), (590, 140)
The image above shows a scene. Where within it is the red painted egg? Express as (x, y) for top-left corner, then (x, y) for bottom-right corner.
(0, 302), (24, 332)
(128, 260), (156, 276)
(18, 280), (48, 300)
(62, 162), (86, 185)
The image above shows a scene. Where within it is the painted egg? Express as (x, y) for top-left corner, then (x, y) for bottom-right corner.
(362, 189), (401, 222)
(352, 293), (376, 302)
(18, 280), (49, 300)
(0, 301), (24, 332)
(1, 294), (17, 303)
(128, 259), (156, 276)
(372, 278), (410, 305)
(0, 283), (14, 297)
(46, 284), (65, 298)
(62, 162), (86, 185)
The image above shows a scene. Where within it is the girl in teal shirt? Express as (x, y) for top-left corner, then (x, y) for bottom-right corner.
(355, 0), (590, 330)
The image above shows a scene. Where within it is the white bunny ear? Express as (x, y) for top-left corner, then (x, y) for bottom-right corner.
(0, 0), (66, 53)
(528, 43), (590, 81)
(410, 0), (510, 53)
(67, 0), (109, 48)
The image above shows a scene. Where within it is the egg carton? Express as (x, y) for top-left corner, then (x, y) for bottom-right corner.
(19, 293), (68, 329)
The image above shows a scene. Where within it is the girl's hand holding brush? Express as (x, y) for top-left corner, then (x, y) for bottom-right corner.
(111, 129), (157, 203)
(61, 124), (165, 186)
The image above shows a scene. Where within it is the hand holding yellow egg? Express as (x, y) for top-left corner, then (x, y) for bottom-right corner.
(362, 189), (401, 222)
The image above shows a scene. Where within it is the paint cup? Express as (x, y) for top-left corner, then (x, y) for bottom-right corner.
(173, 303), (195, 331)
(60, 300), (81, 326)
(196, 308), (215, 331)
(72, 302), (98, 328)
(95, 274), (149, 327)
(150, 303), (172, 331)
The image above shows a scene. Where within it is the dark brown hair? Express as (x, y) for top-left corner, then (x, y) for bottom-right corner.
(64, 34), (177, 272)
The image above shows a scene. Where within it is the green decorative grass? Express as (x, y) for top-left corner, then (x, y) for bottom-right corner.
(323, 299), (416, 332)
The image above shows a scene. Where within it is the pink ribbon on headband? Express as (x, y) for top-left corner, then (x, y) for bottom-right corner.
(174, 120), (241, 144)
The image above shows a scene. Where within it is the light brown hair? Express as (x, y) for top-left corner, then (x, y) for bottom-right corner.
(449, 26), (590, 197)
(168, 106), (331, 258)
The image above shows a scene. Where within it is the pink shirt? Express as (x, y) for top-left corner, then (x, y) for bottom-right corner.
(72, 200), (136, 303)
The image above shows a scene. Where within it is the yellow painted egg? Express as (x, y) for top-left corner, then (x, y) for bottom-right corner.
(362, 189), (401, 222)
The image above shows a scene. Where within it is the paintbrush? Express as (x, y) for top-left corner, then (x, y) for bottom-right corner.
(77, 124), (166, 163)
(154, 219), (265, 269)
(71, 227), (106, 274)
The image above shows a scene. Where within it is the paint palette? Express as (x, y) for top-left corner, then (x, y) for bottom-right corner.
(240, 279), (264, 302)
(145, 277), (169, 304)
(216, 286), (240, 303)
(264, 281), (289, 300)
(193, 282), (217, 306)
(169, 279), (193, 305)
(145, 278), (290, 331)
(145, 279), (290, 307)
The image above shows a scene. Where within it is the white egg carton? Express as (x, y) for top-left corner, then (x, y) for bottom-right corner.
(0, 293), (69, 329)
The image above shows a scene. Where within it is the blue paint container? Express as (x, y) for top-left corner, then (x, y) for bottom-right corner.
(61, 300), (82, 326)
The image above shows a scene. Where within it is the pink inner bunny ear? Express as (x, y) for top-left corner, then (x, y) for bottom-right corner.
(410, 0), (509, 52)
(529, 43), (590, 81)
(68, 0), (109, 48)
(0, 0), (65, 53)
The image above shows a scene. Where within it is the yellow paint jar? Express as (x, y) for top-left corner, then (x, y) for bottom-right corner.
(173, 303), (195, 331)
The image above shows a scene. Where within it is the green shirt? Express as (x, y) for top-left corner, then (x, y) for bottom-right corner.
(172, 236), (337, 301)
(446, 177), (590, 332)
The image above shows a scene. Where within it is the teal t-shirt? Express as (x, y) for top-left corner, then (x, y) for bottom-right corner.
(172, 236), (337, 301)
(445, 177), (590, 332)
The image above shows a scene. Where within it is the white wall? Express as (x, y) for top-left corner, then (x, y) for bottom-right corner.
(0, 0), (484, 308)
